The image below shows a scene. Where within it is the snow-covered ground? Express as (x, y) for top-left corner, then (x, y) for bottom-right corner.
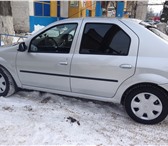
(0, 90), (168, 145)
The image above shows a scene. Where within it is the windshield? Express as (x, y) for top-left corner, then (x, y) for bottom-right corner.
(140, 21), (168, 42)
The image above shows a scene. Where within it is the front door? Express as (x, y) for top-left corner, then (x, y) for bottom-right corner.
(16, 23), (78, 91)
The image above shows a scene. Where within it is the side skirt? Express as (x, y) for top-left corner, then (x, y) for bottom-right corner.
(21, 85), (118, 103)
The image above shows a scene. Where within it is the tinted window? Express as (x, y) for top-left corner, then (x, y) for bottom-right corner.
(80, 23), (131, 56)
(30, 23), (77, 53)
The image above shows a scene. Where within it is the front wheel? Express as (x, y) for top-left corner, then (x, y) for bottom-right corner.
(0, 69), (10, 96)
(125, 84), (168, 124)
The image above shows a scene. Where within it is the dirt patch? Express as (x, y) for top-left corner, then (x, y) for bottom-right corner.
(67, 116), (80, 126)
(2, 106), (13, 112)
(23, 105), (33, 111)
(40, 97), (51, 103)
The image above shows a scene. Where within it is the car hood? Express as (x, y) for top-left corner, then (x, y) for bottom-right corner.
(0, 43), (19, 53)
(0, 43), (19, 66)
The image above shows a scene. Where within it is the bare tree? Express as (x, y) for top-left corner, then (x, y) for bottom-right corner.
(0, 1), (12, 16)
(0, 1), (14, 45)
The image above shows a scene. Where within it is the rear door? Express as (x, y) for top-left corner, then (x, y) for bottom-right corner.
(70, 19), (139, 98)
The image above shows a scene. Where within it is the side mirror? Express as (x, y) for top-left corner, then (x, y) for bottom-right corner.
(18, 42), (27, 52)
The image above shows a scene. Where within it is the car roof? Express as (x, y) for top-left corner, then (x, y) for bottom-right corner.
(58, 17), (143, 25)
(29, 17), (144, 40)
(58, 17), (141, 22)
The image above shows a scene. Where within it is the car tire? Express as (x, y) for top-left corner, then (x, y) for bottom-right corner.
(0, 69), (10, 97)
(124, 84), (168, 124)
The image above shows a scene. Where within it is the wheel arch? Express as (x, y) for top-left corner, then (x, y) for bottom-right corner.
(0, 64), (22, 88)
(121, 82), (168, 105)
(111, 73), (168, 104)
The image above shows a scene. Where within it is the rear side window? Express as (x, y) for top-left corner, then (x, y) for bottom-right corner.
(80, 23), (131, 56)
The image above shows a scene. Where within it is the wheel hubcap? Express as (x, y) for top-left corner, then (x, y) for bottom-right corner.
(0, 73), (6, 93)
(131, 93), (163, 120)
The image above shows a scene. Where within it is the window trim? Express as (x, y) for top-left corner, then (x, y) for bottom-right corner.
(79, 22), (131, 56)
(28, 23), (78, 54)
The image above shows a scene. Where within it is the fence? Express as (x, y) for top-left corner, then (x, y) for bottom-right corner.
(0, 34), (28, 46)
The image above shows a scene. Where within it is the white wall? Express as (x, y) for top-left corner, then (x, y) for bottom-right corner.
(29, 1), (34, 16)
(61, 1), (68, 18)
(136, 1), (148, 20)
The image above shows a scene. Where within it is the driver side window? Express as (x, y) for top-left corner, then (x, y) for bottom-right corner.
(30, 23), (78, 53)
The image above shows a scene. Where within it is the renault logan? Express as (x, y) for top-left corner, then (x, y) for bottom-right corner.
(0, 18), (168, 124)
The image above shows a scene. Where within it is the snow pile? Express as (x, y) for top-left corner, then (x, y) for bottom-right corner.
(0, 90), (168, 145)
(32, 24), (45, 34)
(1, 24), (45, 46)
(0, 41), (4, 46)
(0, 35), (27, 46)
(12, 37), (26, 44)
(13, 37), (19, 43)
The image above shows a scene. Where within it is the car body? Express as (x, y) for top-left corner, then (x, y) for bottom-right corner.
(0, 17), (168, 124)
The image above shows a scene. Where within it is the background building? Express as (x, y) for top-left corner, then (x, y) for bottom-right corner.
(1, 1), (149, 34)
(29, 1), (101, 32)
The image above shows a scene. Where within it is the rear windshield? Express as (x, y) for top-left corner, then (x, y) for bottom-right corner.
(148, 27), (168, 42)
(140, 22), (168, 42)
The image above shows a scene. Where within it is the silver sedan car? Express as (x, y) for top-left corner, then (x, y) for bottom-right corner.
(0, 18), (168, 124)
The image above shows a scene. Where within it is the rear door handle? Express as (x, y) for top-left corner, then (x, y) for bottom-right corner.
(59, 62), (68, 65)
(120, 64), (132, 69)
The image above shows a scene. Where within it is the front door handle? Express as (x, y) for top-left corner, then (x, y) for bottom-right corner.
(120, 64), (132, 69)
(59, 62), (68, 65)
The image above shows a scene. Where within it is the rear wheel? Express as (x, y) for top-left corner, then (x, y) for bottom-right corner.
(124, 84), (168, 124)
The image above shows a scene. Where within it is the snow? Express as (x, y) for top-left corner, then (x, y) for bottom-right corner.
(1, 24), (44, 46)
(0, 90), (168, 145)
(0, 41), (4, 46)
(12, 37), (26, 44)
(32, 24), (45, 34)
